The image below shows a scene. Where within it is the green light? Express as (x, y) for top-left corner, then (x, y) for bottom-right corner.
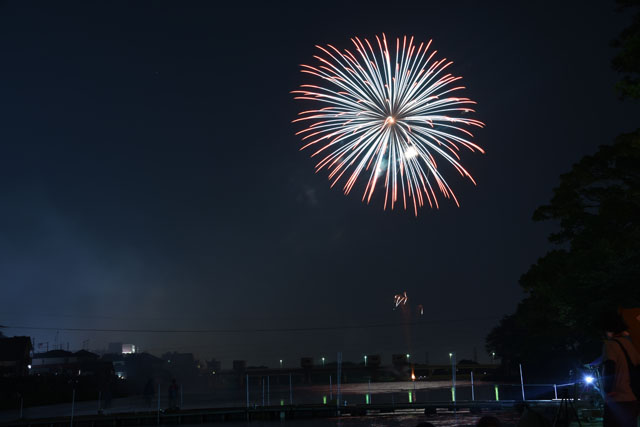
(494, 385), (499, 401)
(280, 399), (284, 406)
(365, 394), (370, 405)
(323, 395), (327, 405)
(451, 387), (456, 402)
(408, 391), (413, 403)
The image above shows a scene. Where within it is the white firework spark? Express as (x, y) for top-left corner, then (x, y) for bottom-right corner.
(394, 291), (408, 308)
(292, 34), (485, 215)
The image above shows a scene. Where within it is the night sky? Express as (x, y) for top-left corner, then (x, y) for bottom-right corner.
(1, 1), (639, 367)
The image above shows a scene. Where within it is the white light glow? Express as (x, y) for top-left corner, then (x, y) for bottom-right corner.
(404, 146), (419, 159)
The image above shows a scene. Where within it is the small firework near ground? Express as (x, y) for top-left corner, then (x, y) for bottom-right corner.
(394, 291), (409, 308)
(293, 34), (484, 215)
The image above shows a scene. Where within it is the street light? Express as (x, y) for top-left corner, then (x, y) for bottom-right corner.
(364, 355), (368, 366)
(491, 352), (496, 364)
(406, 353), (410, 359)
(279, 359), (283, 369)
(321, 357), (325, 367)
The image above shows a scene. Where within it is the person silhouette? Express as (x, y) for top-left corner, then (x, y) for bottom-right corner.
(601, 311), (639, 427)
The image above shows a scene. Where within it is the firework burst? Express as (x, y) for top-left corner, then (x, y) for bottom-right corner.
(292, 34), (485, 215)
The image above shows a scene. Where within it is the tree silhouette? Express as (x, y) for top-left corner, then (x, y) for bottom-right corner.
(486, 1), (640, 379)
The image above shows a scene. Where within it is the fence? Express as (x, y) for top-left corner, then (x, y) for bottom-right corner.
(0, 376), (594, 424)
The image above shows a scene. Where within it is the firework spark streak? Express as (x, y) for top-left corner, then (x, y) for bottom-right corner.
(292, 34), (485, 215)
(394, 291), (408, 308)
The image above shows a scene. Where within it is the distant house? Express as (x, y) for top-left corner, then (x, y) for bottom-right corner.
(101, 352), (164, 385)
(163, 352), (199, 379)
(31, 349), (74, 374)
(74, 349), (100, 361)
(0, 336), (33, 377)
(206, 359), (221, 374)
(31, 349), (111, 377)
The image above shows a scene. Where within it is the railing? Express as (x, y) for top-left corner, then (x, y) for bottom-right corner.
(0, 377), (596, 424)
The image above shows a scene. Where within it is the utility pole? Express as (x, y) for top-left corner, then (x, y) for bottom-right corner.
(336, 352), (342, 408)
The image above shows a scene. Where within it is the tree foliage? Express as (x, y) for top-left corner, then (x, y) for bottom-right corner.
(487, 131), (640, 379)
(612, 0), (640, 98)
(529, 131), (640, 320)
(486, 1), (640, 381)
